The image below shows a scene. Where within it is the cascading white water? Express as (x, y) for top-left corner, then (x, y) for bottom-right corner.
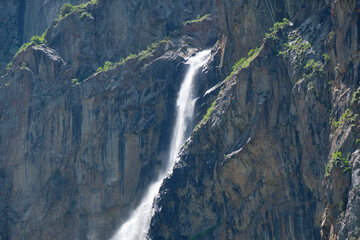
(111, 49), (211, 240)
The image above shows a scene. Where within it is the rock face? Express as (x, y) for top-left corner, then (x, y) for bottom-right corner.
(149, 14), (331, 240)
(149, 0), (360, 239)
(43, 0), (216, 79)
(0, 38), (221, 239)
(0, 0), (19, 68)
(0, 2), (219, 238)
(0, 0), (87, 69)
(0, 0), (359, 240)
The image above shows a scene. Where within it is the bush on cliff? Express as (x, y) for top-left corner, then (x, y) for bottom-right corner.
(60, 3), (75, 17)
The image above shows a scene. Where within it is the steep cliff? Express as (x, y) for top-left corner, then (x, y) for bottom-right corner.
(0, 0), (87, 69)
(0, 0), (359, 239)
(0, 1), (219, 238)
(149, 0), (360, 239)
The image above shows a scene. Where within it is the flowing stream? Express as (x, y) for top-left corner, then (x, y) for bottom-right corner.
(111, 49), (211, 240)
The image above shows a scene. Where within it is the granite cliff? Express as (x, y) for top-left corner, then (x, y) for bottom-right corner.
(0, 0), (359, 239)
(0, 0), (88, 69)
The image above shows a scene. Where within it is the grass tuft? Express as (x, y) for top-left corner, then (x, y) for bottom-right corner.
(183, 14), (211, 25)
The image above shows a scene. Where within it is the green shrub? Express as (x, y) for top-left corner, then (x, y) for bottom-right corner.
(232, 58), (246, 73)
(71, 78), (79, 85)
(14, 42), (31, 58)
(57, 0), (97, 22)
(247, 49), (255, 57)
(183, 14), (210, 25)
(271, 18), (290, 32)
(203, 100), (217, 122)
(31, 35), (47, 46)
(13, 33), (47, 59)
(302, 59), (324, 80)
(304, 59), (323, 73)
(194, 99), (218, 131)
(20, 62), (27, 69)
(278, 36), (312, 64)
(230, 47), (261, 77)
(80, 11), (92, 19)
(351, 87), (360, 106)
(97, 61), (116, 72)
(6, 62), (13, 70)
(6, 20), (49, 67)
(96, 37), (171, 73)
(331, 108), (358, 131)
(322, 53), (330, 62)
(60, 3), (75, 17)
(325, 151), (352, 175)
(139, 38), (171, 60)
(265, 18), (290, 39)
(120, 53), (138, 63)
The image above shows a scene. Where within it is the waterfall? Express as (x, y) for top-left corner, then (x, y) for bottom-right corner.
(111, 49), (211, 240)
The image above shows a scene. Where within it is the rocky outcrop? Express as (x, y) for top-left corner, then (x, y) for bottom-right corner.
(214, 0), (327, 76)
(0, 0), (87, 69)
(42, 0), (216, 79)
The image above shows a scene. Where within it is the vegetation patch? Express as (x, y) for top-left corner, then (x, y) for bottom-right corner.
(203, 100), (217, 122)
(14, 42), (32, 58)
(227, 46), (262, 80)
(138, 38), (170, 60)
(322, 53), (330, 62)
(60, 3), (75, 16)
(350, 87), (360, 106)
(20, 62), (27, 69)
(4, 26), (49, 70)
(96, 38), (171, 73)
(57, 0), (97, 22)
(331, 89), (360, 131)
(183, 14), (211, 25)
(80, 11), (92, 19)
(279, 37), (311, 57)
(302, 59), (324, 80)
(274, 19), (326, 76)
(265, 18), (290, 39)
(12, 32), (48, 61)
(325, 151), (352, 176)
(194, 99), (218, 131)
(304, 59), (323, 72)
(274, 20), (329, 103)
(97, 61), (117, 72)
(30, 34), (47, 46)
(278, 35), (314, 71)
(71, 78), (79, 85)
(224, 19), (290, 82)
(331, 109), (356, 130)
(6, 62), (13, 70)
